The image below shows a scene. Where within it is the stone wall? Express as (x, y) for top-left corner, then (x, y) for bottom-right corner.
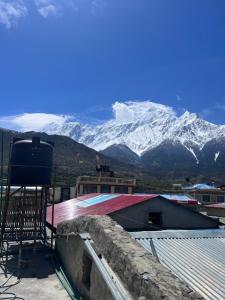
(57, 215), (203, 300)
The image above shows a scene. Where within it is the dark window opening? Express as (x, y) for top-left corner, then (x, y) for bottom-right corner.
(202, 195), (210, 203)
(115, 186), (128, 193)
(217, 196), (224, 203)
(60, 188), (70, 202)
(83, 185), (97, 194)
(101, 185), (111, 193)
(82, 252), (93, 289)
(149, 212), (162, 226)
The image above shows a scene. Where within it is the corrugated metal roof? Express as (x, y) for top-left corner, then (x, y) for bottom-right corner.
(47, 193), (158, 229)
(131, 229), (225, 300)
(47, 193), (199, 230)
(160, 194), (197, 204)
(183, 184), (218, 190)
(205, 203), (225, 209)
(135, 193), (198, 204)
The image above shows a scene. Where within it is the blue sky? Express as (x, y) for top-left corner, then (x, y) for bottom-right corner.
(0, 0), (225, 129)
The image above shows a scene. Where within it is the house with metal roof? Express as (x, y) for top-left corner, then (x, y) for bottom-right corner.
(131, 229), (225, 300)
(205, 202), (225, 217)
(47, 193), (219, 231)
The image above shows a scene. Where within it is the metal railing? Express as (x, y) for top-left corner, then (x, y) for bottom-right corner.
(76, 176), (136, 186)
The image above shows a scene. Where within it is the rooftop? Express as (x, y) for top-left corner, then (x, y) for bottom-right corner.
(131, 229), (225, 300)
(205, 203), (225, 209)
(47, 193), (198, 230)
(0, 247), (71, 300)
(47, 193), (158, 229)
(76, 176), (136, 186)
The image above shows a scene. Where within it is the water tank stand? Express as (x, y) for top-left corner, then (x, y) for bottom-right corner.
(0, 186), (49, 278)
(17, 187), (37, 278)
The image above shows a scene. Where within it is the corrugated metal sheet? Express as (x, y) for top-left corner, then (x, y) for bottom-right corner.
(47, 193), (198, 230)
(131, 229), (225, 300)
(183, 184), (218, 190)
(205, 203), (225, 209)
(46, 193), (158, 230)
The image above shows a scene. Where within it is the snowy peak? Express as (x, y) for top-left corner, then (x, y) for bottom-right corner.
(42, 100), (225, 156)
(112, 101), (176, 124)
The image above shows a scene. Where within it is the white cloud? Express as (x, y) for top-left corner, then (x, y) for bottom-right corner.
(0, 113), (70, 132)
(176, 94), (182, 102)
(38, 4), (59, 18)
(0, 0), (27, 28)
(35, 0), (60, 18)
(91, 0), (106, 15)
(112, 102), (135, 124)
(112, 100), (176, 124)
(199, 103), (225, 120)
(0, 0), (105, 28)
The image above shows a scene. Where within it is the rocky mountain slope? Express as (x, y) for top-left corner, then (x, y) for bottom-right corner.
(2, 101), (225, 180)
(0, 128), (140, 185)
(44, 101), (225, 157)
(43, 101), (225, 179)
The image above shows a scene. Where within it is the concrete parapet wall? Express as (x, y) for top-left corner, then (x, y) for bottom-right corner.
(57, 215), (203, 300)
(56, 234), (115, 300)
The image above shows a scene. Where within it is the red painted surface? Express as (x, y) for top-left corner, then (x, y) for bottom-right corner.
(46, 193), (199, 231)
(46, 193), (158, 230)
(170, 199), (198, 205)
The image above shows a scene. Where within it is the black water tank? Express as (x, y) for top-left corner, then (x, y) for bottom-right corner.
(10, 137), (54, 186)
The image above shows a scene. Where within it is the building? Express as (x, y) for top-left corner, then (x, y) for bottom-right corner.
(182, 183), (225, 204)
(205, 203), (225, 217)
(131, 229), (225, 300)
(56, 215), (202, 300)
(160, 194), (199, 210)
(47, 193), (218, 231)
(76, 175), (136, 195)
(76, 164), (136, 196)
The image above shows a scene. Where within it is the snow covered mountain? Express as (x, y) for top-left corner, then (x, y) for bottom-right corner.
(44, 101), (225, 160)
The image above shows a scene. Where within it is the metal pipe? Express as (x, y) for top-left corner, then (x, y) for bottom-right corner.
(57, 233), (127, 300)
(0, 139), (12, 248)
(150, 239), (160, 262)
(0, 132), (4, 225)
(50, 166), (56, 250)
(83, 238), (125, 300)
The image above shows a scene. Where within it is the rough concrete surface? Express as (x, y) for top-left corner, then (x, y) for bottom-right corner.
(57, 215), (204, 300)
(0, 251), (70, 300)
(57, 234), (118, 300)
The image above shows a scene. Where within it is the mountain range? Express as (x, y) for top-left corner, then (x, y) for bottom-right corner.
(41, 101), (225, 179)
(1, 101), (225, 181)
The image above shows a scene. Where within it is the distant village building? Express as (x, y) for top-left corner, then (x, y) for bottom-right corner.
(76, 175), (136, 195)
(205, 203), (225, 217)
(47, 193), (218, 231)
(76, 164), (136, 195)
(183, 184), (225, 204)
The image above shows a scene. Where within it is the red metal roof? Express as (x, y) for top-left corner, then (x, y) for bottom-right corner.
(46, 193), (158, 230)
(46, 193), (199, 231)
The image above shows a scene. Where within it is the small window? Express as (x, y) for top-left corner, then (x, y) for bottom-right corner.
(101, 185), (111, 193)
(115, 186), (128, 193)
(149, 212), (162, 226)
(202, 195), (210, 203)
(217, 196), (224, 203)
(60, 188), (70, 202)
(83, 185), (97, 194)
(82, 252), (93, 289)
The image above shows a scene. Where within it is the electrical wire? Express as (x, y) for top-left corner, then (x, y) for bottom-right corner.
(0, 270), (24, 300)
